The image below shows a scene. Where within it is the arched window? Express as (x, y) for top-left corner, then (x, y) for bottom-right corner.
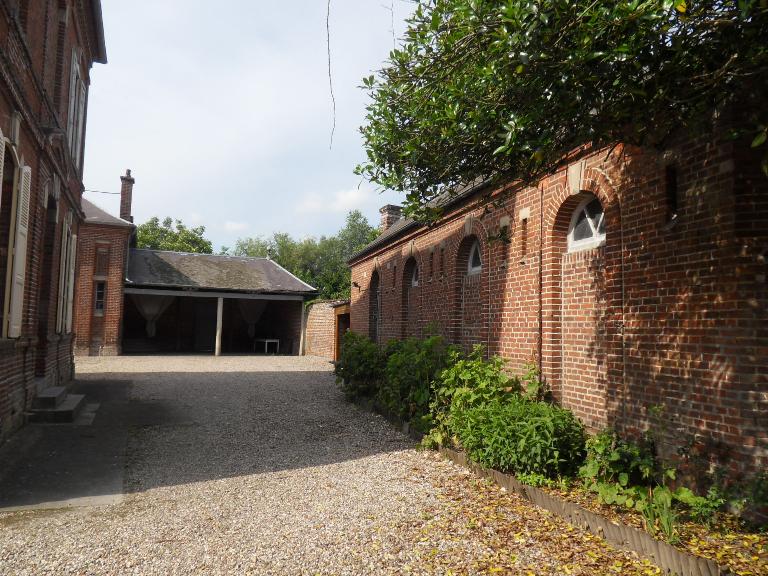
(467, 240), (482, 275)
(411, 264), (419, 287)
(568, 196), (605, 252)
(369, 270), (380, 342)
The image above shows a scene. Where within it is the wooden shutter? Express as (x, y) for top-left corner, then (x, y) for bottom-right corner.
(65, 233), (77, 333)
(56, 213), (70, 333)
(8, 166), (32, 338)
(67, 51), (78, 154)
(74, 81), (86, 169)
(0, 127), (5, 194)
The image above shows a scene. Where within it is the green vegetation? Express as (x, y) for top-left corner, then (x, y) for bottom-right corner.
(233, 210), (378, 299)
(453, 397), (585, 478)
(136, 217), (213, 254)
(336, 332), (766, 544)
(358, 0), (768, 219)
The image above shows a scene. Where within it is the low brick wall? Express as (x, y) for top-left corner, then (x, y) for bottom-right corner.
(304, 302), (336, 359)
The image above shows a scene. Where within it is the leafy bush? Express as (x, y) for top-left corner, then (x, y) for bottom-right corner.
(673, 486), (724, 527)
(579, 429), (656, 488)
(376, 335), (456, 428)
(453, 398), (586, 478)
(334, 332), (385, 400)
(425, 346), (516, 447)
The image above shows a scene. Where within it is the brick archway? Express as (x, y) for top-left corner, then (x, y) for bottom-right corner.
(368, 269), (381, 342)
(401, 256), (420, 338)
(541, 169), (623, 430)
(452, 223), (489, 350)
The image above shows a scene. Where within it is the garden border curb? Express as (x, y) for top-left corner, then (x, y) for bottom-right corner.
(438, 447), (730, 576)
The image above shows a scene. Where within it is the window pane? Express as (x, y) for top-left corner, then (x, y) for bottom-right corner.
(411, 266), (419, 285)
(470, 244), (482, 269)
(597, 212), (605, 235)
(584, 198), (603, 220)
(572, 210), (593, 241)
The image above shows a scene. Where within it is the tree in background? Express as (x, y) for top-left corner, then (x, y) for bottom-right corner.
(136, 217), (213, 254)
(357, 0), (768, 219)
(233, 210), (378, 299)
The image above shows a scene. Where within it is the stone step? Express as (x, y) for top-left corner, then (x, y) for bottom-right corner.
(33, 386), (67, 409)
(28, 394), (86, 424)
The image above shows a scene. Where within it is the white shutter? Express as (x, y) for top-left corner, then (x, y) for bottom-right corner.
(67, 51), (78, 153)
(65, 233), (77, 333)
(74, 81), (86, 169)
(56, 213), (70, 333)
(8, 166), (32, 338)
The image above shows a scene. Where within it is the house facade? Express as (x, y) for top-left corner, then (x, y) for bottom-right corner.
(73, 171), (134, 356)
(0, 0), (106, 440)
(348, 129), (767, 477)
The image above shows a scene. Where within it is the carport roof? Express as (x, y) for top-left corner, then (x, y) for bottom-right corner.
(126, 249), (317, 295)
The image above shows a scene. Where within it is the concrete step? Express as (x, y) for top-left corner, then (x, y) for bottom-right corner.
(28, 394), (86, 424)
(33, 386), (67, 409)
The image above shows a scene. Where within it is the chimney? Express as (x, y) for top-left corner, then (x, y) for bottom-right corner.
(119, 169), (134, 223)
(379, 204), (402, 232)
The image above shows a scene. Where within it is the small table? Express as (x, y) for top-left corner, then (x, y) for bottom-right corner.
(254, 338), (280, 354)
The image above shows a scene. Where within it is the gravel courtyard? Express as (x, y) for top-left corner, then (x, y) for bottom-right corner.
(0, 355), (660, 575)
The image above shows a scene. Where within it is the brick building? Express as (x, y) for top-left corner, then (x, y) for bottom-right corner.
(73, 171), (134, 356)
(0, 1), (106, 439)
(348, 130), (767, 476)
(305, 299), (350, 361)
(75, 173), (317, 357)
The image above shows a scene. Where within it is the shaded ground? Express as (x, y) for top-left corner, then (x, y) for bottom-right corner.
(0, 356), (660, 575)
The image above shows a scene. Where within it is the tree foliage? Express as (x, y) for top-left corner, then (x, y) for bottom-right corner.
(233, 210), (378, 299)
(357, 0), (768, 219)
(136, 217), (214, 254)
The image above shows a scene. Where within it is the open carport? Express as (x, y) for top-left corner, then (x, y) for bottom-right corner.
(122, 249), (316, 355)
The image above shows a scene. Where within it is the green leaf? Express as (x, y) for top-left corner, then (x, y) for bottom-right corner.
(752, 130), (767, 148)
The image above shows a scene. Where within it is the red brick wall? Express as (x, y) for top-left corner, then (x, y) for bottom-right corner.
(74, 223), (131, 356)
(305, 302), (336, 359)
(0, 1), (104, 441)
(349, 134), (768, 476)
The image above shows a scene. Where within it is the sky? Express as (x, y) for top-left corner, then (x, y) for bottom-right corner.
(83, 1), (414, 251)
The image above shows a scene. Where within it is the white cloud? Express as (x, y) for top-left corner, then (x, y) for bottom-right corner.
(223, 221), (249, 233)
(296, 184), (379, 214)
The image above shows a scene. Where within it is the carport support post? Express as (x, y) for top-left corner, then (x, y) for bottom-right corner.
(215, 297), (223, 356)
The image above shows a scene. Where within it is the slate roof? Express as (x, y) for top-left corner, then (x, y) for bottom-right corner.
(348, 177), (493, 263)
(126, 249), (317, 295)
(81, 198), (133, 228)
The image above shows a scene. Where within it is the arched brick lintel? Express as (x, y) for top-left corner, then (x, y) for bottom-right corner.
(541, 167), (625, 429)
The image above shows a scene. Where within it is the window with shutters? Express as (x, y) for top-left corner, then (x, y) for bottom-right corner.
(56, 212), (75, 334)
(0, 129), (32, 338)
(67, 49), (87, 171)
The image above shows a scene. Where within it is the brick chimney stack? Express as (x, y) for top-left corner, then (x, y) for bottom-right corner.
(119, 169), (134, 223)
(379, 204), (402, 232)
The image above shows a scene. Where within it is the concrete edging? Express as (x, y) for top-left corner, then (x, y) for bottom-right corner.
(439, 447), (728, 576)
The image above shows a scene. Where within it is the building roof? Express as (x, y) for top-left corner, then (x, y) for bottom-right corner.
(126, 249), (317, 295)
(348, 177), (492, 263)
(81, 198), (133, 228)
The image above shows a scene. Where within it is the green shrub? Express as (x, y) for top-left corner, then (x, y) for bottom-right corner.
(452, 397), (586, 478)
(376, 335), (456, 426)
(424, 345), (516, 447)
(579, 429), (656, 488)
(334, 332), (385, 400)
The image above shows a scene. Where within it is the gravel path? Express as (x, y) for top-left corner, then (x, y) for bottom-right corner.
(0, 356), (658, 575)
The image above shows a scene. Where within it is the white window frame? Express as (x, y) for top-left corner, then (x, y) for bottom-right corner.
(567, 195), (606, 253)
(467, 240), (482, 275)
(410, 264), (419, 287)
